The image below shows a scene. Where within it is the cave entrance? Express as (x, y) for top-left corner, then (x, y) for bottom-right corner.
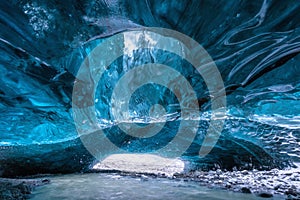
(92, 154), (185, 176)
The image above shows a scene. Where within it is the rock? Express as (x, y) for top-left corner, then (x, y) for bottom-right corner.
(241, 170), (248, 175)
(274, 184), (282, 190)
(213, 180), (223, 184)
(15, 182), (31, 194)
(286, 194), (300, 200)
(257, 192), (273, 198)
(241, 187), (251, 193)
(285, 188), (298, 196)
(42, 179), (50, 184)
(141, 175), (149, 181)
(0, 178), (51, 200)
(0, 183), (27, 199)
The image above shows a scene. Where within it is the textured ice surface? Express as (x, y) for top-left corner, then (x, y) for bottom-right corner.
(0, 0), (299, 176)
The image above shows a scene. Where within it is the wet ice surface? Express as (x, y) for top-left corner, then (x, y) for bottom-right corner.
(31, 173), (284, 200)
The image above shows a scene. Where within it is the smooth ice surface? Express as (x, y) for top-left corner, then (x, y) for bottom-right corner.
(0, 0), (299, 176)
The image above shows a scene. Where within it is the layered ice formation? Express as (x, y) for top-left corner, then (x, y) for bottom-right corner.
(0, 0), (299, 177)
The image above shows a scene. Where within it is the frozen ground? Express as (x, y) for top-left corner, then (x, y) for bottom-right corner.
(92, 154), (300, 199)
(1, 155), (299, 199)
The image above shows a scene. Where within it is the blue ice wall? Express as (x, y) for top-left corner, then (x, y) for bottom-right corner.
(0, 0), (299, 177)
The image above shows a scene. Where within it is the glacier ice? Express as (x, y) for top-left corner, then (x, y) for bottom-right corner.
(0, 0), (299, 177)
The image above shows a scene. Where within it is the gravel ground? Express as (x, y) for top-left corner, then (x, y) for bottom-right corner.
(171, 168), (300, 200)
(1, 168), (299, 199)
(0, 178), (50, 200)
(93, 154), (300, 199)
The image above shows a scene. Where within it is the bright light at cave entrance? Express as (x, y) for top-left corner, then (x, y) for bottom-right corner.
(92, 154), (185, 176)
